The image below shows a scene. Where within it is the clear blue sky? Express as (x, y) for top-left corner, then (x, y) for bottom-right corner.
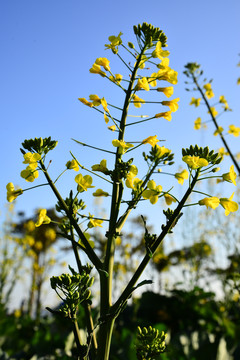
(1, 0), (240, 226)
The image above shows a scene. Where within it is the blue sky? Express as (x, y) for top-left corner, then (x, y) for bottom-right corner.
(1, 0), (240, 227)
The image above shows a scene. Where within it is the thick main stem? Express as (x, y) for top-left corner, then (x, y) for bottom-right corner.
(96, 46), (147, 360)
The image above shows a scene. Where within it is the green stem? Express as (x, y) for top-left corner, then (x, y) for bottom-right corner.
(96, 44), (148, 360)
(40, 160), (102, 271)
(111, 170), (200, 315)
(192, 74), (240, 176)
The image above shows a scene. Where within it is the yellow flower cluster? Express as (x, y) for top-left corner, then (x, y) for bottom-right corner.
(203, 83), (214, 99)
(21, 152), (41, 182)
(199, 193), (238, 216)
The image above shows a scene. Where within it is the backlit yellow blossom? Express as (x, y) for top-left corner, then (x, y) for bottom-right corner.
(157, 87), (174, 98)
(112, 139), (134, 154)
(95, 57), (110, 71)
(182, 155), (209, 169)
(198, 197), (220, 209)
(213, 126), (224, 136)
(142, 135), (159, 147)
(148, 72), (158, 87)
(220, 193), (239, 216)
(142, 180), (162, 204)
(189, 97), (201, 107)
(93, 189), (109, 197)
(194, 118), (202, 130)
(152, 41), (170, 59)
(6, 183), (23, 202)
(218, 147), (229, 157)
(155, 111), (172, 121)
(164, 194), (176, 205)
(203, 83), (214, 99)
(21, 166), (39, 182)
(125, 165), (139, 188)
(66, 160), (79, 171)
(208, 107), (218, 117)
(222, 165), (237, 186)
(89, 63), (106, 77)
(162, 98), (179, 112)
(135, 77), (150, 91)
(87, 213), (103, 228)
(219, 95), (229, 110)
(35, 209), (51, 227)
(101, 97), (109, 113)
(109, 74), (123, 84)
(156, 68), (178, 84)
(104, 113), (109, 123)
(228, 124), (240, 137)
(155, 145), (171, 158)
(75, 174), (94, 192)
(126, 177), (143, 191)
(132, 94), (145, 108)
(105, 32), (123, 53)
(91, 159), (109, 174)
(89, 94), (101, 106)
(157, 57), (170, 69)
(175, 169), (189, 184)
(78, 97), (94, 107)
(23, 152), (41, 164)
(108, 125), (116, 131)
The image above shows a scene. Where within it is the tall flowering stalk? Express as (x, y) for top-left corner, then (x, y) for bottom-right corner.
(6, 24), (238, 359)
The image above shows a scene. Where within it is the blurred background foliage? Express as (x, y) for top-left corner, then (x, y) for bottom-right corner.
(1, 186), (240, 359)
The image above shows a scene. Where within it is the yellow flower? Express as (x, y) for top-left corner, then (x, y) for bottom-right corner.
(157, 87), (174, 98)
(219, 95), (229, 110)
(126, 177), (143, 190)
(208, 106), (218, 117)
(182, 155), (209, 170)
(213, 126), (224, 136)
(95, 57), (110, 71)
(135, 77), (149, 91)
(155, 145), (171, 158)
(104, 113), (109, 123)
(132, 94), (145, 108)
(218, 147), (229, 157)
(23, 152), (41, 164)
(108, 125), (116, 131)
(142, 180), (162, 204)
(91, 159), (109, 174)
(222, 165), (237, 186)
(194, 118), (202, 130)
(87, 213), (103, 228)
(66, 160), (79, 171)
(228, 124), (240, 137)
(162, 98), (179, 112)
(101, 97), (109, 113)
(21, 165), (39, 182)
(154, 111), (172, 121)
(45, 228), (56, 242)
(92, 189), (109, 197)
(6, 183), (23, 202)
(35, 209), (51, 227)
(89, 94), (101, 106)
(75, 174), (94, 192)
(149, 72), (158, 87)
(105, 32), (123, 53)
(220, 193), (239, 216)
(78, 97), (94, 107)
(156, 68), (178, 84)
(198, 197), (220, 209)
(152, 41), (170, 59)
(174, 169), (189, 185)
(164, 194), (176, 205)
(109, 73), (123, 84)
(203, 83), (214, 99)
(89, 63), (106, 77)
(142, 135), (159, 147)
(189, 97), (201, 107)
(112, 139), (134, 154)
